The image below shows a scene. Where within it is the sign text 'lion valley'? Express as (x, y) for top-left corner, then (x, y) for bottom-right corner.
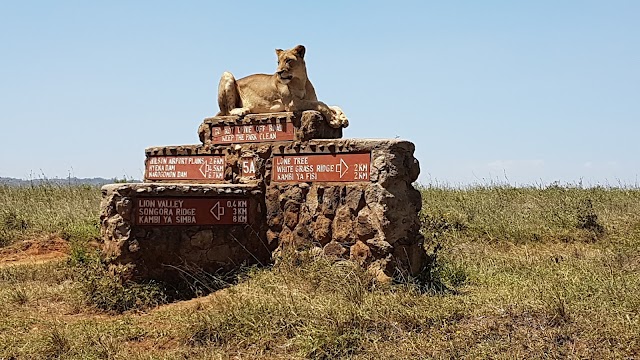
(212, 122), (294, 144)
(272, 153), (371, 182)
(146, 156), (225, 181)
(136, 197), (250, 225)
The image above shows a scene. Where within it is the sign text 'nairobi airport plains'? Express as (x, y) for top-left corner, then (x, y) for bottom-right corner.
(136, 198), (250, 225)
(272, 153), (371, 182)
(211, 122), (294, 144)
(145, 156), (225, 181)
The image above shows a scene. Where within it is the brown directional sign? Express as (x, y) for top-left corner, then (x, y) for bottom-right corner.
(145, 156), (225, 181)
(211, 122), (294, 144)
(135, 197), (250, 225)
(272, 153), (371, 182)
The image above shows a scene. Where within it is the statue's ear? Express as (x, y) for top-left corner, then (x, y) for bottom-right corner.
(293, 45), (306, 59)
(275, 49), (283, 57)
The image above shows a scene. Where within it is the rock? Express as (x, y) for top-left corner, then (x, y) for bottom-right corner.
(355, 207), (377, 240)
(392, 239), (427, 276)
(332, 206), (354, 242)
(207, 245), (232, 262)
(190, 230), (214, 249)
(323, 241), (346, 258)
(116, 198), (132, 220)
(311, 215), (332, 245)
(350, 240), (371, 265)
(284, 200), (301, 229)
(344, 187), (365, 212)
(315, 186), (338, 217)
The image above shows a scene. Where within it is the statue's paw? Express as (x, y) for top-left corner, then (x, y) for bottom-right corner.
(269, 100), (285, 112)
(229, 107), (249, 116)
(329, 106), (349, 128)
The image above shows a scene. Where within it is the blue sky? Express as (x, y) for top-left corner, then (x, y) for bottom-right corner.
(1, 1), (638, 186)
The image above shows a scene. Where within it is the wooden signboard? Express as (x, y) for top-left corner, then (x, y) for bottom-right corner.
(145, 156), (225, 181)
(211, 122), (294, 144)
(135, 197), (250, 225)
(272, 153), (371, 182)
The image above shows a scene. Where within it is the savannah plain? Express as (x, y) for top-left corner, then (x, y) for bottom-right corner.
(0, 182), (638, 359)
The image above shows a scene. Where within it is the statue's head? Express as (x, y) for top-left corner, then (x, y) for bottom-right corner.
(275, 45), (306, 84)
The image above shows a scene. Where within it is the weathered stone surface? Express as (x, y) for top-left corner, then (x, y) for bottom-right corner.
(332, 206), (354, 242)
(100, 183), (272, 282)
(350, 240), (371, 266)
(117, 137), (424, 282)
(323, 241), (347, 258)
(311, 215), (332, 245)
(198, 111), (343, 145)
(264, 139), (424, 279)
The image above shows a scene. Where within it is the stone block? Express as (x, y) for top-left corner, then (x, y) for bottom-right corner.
(100, 182), (272, 282)
(198, 111), (342, 146)
(264, 139), (425, 278)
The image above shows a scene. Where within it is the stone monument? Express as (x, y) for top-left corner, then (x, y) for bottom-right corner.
(100, 46), (425, 283)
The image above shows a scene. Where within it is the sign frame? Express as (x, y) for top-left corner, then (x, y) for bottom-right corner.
(135, 197), (252, 226)
(272, 152), (371, 183)
(211, 122), (295, 144)
(145, 155), (226, 181)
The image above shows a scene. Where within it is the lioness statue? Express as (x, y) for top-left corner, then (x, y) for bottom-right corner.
(216, 45), (348, 128)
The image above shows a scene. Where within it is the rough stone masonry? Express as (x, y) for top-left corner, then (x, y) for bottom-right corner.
(100, 111), (425, 283)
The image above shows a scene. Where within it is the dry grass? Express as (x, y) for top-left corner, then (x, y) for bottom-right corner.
(0, 183), (638, 359)
(0, 183), (100, 246)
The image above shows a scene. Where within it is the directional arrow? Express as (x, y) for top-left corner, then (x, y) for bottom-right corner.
(199, 159), (213, 177)
(209, 201), (224, 220)
(338, 158), (349, 178)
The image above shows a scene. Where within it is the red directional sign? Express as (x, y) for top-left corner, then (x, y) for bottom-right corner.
(135, 197), (250, 225)
(211, 122), (294, 144)
(145, 156), (225, 181)
(272, 153), (371, 182)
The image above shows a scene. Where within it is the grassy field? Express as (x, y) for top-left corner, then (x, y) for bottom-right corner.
(0, 183), (639, 359)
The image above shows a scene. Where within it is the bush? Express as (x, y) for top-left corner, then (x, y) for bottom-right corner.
(71, 253), (167, 313)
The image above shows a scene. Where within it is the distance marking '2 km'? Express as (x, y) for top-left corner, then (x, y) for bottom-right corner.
(272, 153), (371, 182)
(145, 155), (225, 181)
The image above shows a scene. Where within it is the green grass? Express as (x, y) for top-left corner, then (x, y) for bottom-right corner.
(0, 183), (101, 246)
(0, 183), (638, 358)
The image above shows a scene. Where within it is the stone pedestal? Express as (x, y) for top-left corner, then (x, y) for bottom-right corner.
(197, 111), (343, 145)
(101, 111), (425, 283)
(264, 139), (424, 282)
(100, 183), (271, 281)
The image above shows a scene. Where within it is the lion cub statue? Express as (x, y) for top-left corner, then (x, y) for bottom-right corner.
(216, 45), (348, 128)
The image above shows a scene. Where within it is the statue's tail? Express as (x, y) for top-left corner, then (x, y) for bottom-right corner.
(217, 71), (240, 116)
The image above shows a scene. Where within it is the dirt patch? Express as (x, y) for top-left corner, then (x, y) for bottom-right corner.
(0, 236), (69, 267)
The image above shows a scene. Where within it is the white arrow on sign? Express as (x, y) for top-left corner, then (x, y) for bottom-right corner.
(210, 201), (225, 220)
(336, 158), (349, 178)
(199, 158), (215, 177)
